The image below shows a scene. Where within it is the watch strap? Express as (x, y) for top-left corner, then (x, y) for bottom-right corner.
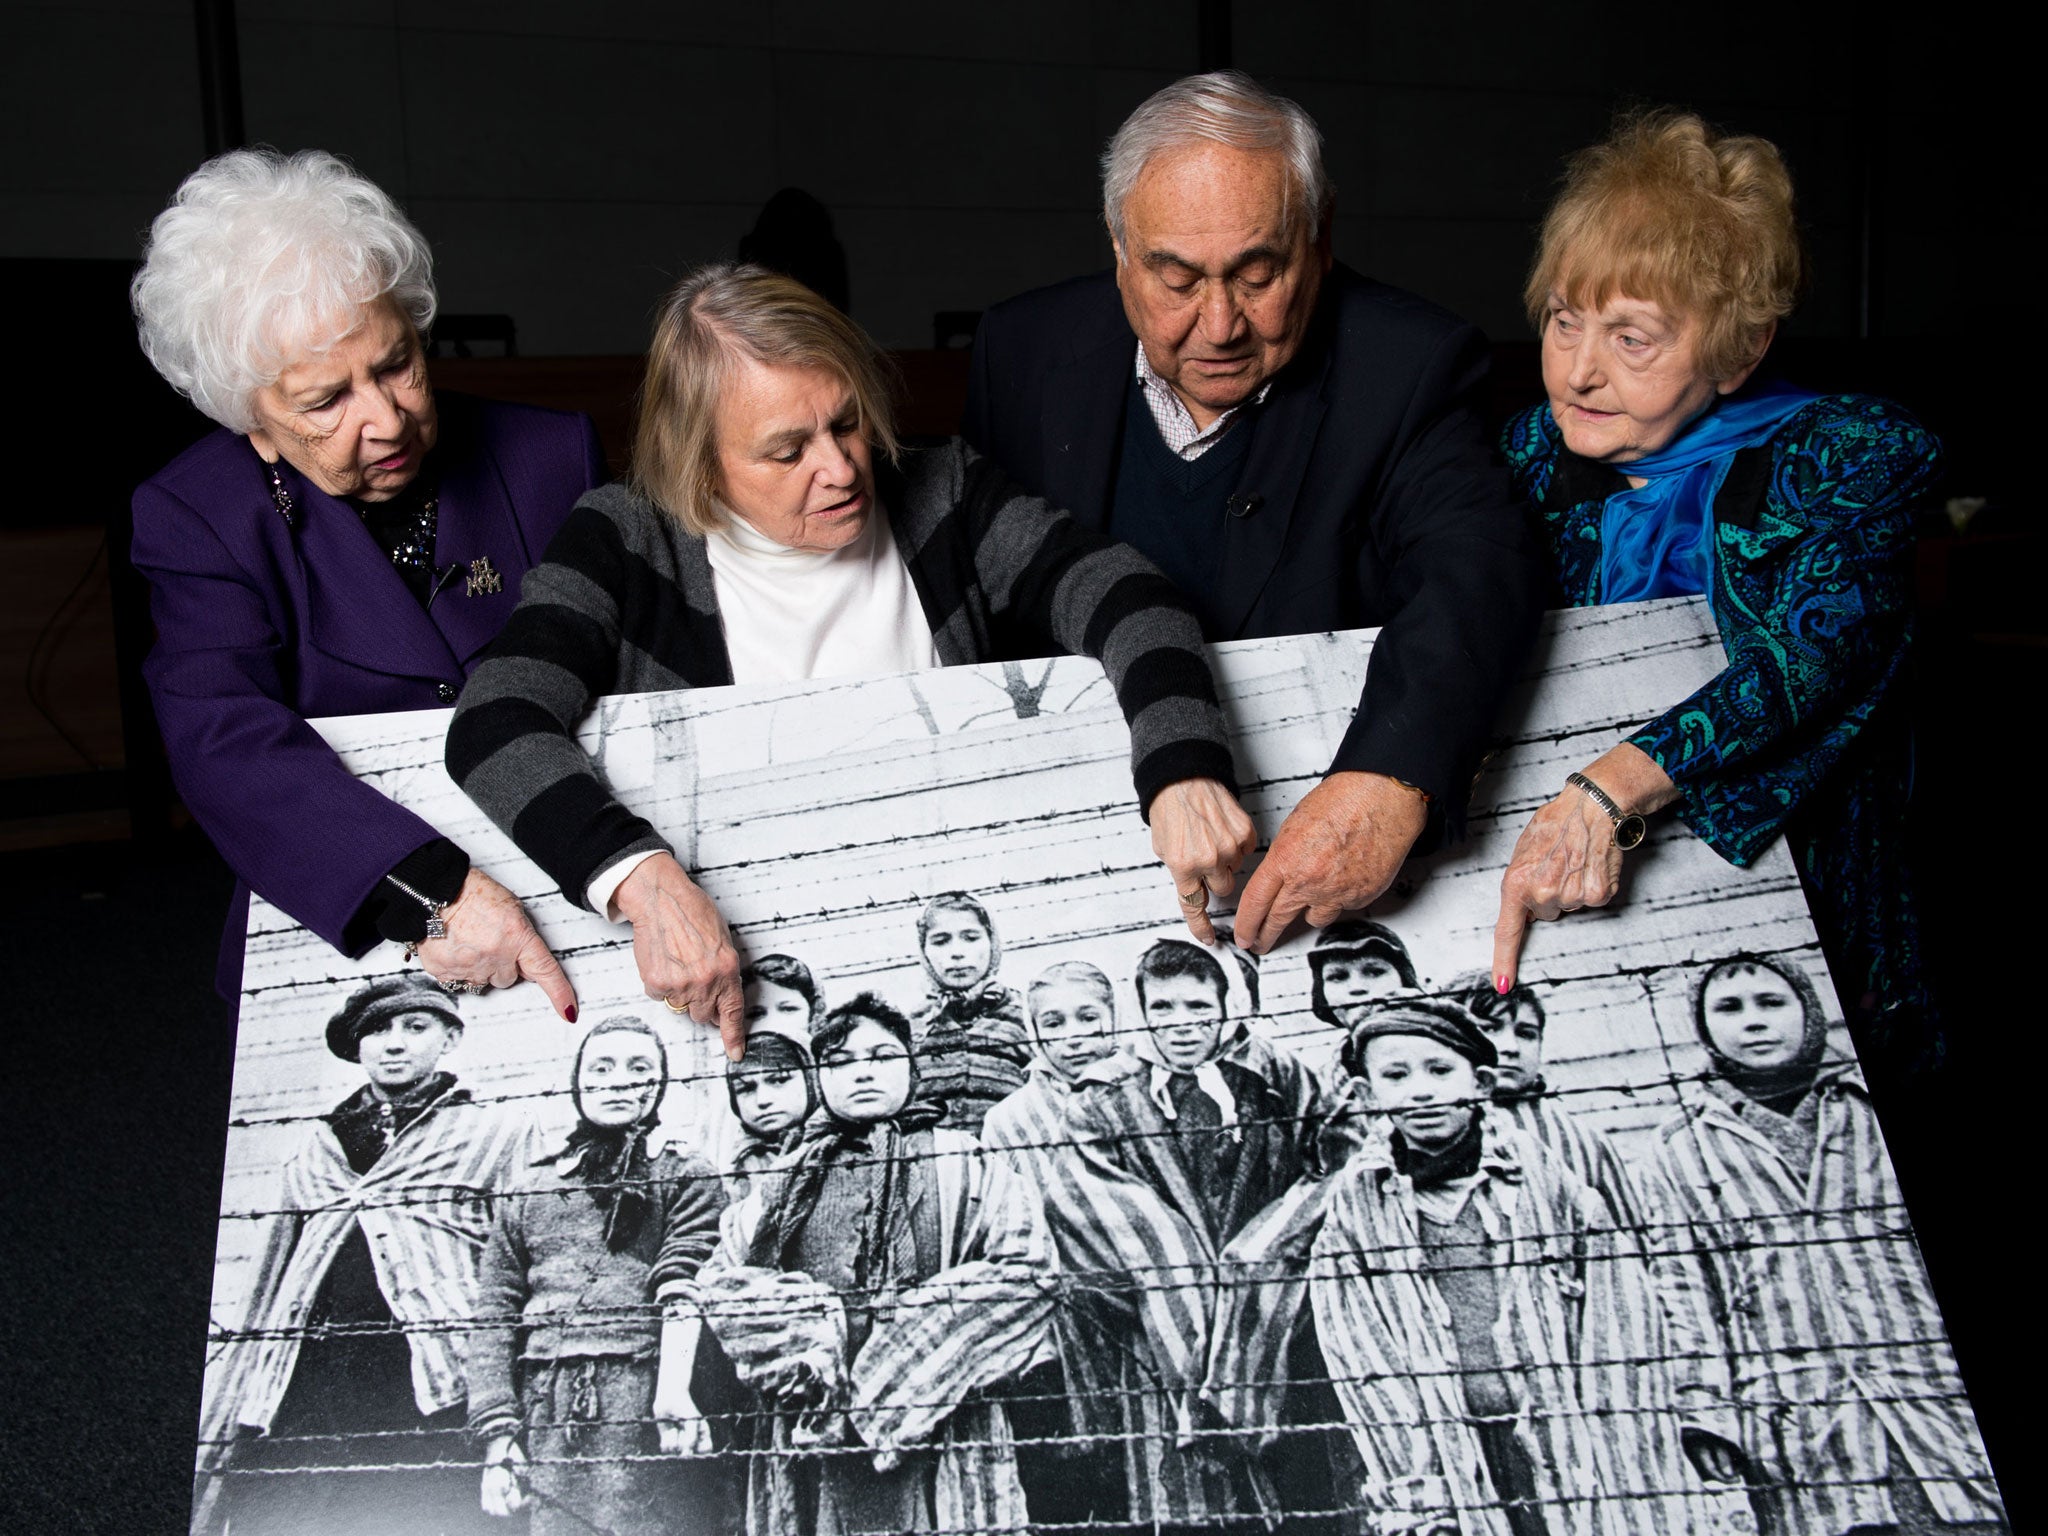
(1566, 771), (1647, 850)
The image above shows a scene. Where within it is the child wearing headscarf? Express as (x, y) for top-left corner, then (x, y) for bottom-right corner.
(726, 955), (823, 1198)
(980, 960), (1122, 1181)
(465, 1017), (727, 1535)
(1646, 955), (2006, 1533)
(907, 891), (1031, 1133)
(693, 993), (1054, 1535)
(1306, 918), (1420, 1029)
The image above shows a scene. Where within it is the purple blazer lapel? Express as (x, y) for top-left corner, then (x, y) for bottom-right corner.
(427, 438), (526, 666)
(295, 476), (459, 681)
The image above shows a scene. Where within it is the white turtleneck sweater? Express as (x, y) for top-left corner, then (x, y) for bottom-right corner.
(702, 500), (939, 684)
(587, 503), (939, 918)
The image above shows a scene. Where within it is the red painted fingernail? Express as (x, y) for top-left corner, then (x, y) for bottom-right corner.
(565, 1004), (578, 1023)
(1495, 975), (1511, 994)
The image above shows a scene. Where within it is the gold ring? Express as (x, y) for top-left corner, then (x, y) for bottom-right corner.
(1178, 887), (1208, 908)
(664, 995), (689, 1014)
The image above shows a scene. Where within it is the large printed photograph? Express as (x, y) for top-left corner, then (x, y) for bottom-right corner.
(193, 601), (2004, 1536)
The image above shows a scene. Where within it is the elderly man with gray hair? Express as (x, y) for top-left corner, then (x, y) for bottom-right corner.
(966, 72), (1542, 952)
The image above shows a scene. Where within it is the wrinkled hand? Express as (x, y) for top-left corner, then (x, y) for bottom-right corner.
(1149, 777), (1258, 943)
(1233, 773), (1429, 953)
(1492, 743), (1676, 991)
(616, 853), (744, 1060)
(479, 1436), (529, 1518)
(415, 869), (578, 1020)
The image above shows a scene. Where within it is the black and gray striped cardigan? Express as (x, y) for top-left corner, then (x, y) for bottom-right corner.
(446, 439), (1237, 909)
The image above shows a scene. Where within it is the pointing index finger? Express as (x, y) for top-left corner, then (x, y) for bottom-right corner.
(1234, 859), (1283, 953)
(1179, 883), (1218, 945)
(1492, 895), (1532, 994)
(715, 976), (746, 1062)
(519, 935), (579, 1022)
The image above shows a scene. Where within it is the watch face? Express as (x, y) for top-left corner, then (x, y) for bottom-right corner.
(1615, 814), (1647, 851)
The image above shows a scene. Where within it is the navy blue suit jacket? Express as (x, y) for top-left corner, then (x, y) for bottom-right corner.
(963, 265), (1542, 833)
(130, 393), (604, 995)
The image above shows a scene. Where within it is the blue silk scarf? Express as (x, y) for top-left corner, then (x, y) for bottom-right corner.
(1594, 379), (1821, 602)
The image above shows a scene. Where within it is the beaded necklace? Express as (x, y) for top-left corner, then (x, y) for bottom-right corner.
(363, 473), (441, 583)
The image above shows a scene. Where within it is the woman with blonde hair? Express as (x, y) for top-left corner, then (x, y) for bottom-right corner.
(1490, 112), (1942, 1060)
(447, 264), (1255, 1054)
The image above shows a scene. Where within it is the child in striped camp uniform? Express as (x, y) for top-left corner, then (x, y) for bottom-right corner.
(1447, 969), (1646, 1229)
(1208, 997), (1700, 1536)
(980, 961), (1130, 1530)
(200, 975), (536, 1536)
(1043, 939), (1337, 1530)
(1646, 955), (2006, 1533)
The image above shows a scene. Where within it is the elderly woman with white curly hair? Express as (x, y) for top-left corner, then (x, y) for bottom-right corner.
(131, 148), (601, 1017)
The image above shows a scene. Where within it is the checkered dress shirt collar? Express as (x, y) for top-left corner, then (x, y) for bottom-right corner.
(1134, 343), (1272, 460)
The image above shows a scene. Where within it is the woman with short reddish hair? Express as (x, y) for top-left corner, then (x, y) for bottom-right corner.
(1491, 111), (1942, 1061)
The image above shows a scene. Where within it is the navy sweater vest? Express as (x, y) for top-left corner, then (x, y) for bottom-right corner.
(1108, 377), (1256, 637)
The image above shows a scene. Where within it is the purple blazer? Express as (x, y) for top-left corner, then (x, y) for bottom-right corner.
(130, 393), (605, 997)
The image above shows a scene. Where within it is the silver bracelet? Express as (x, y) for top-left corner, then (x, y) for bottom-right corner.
(384, 871), (450, 952)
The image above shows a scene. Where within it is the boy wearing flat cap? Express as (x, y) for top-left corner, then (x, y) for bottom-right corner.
(201, 974), (537, 1535)
(1208, 997), (1699, 1536)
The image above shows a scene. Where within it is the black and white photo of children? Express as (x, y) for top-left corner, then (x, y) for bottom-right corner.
(195, 609), (2006, 1534)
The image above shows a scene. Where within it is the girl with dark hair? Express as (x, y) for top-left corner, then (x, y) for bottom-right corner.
(1646, 956), (2005, 1531)
(693, 993), (1053, 1534)
(1306, 919), (1418, 1027)
(466, 1018), (726, 1534)
(725, 956), (824, 1196)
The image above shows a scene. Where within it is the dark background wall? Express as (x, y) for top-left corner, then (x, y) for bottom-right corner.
(5, 1), (2023, 357)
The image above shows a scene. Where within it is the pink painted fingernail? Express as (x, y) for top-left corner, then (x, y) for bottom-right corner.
(1496, 975), (1511, 994)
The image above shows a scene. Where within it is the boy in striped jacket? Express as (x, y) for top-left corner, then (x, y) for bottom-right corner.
(1207, 997), (1700, 1536)
(198, 975), (537, 1535)
(1042, 939), (1336, 1528)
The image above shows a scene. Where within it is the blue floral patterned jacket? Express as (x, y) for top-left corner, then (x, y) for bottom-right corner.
(1502, 394), (1940, 868)
(1503, 394), (1942, 1033)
